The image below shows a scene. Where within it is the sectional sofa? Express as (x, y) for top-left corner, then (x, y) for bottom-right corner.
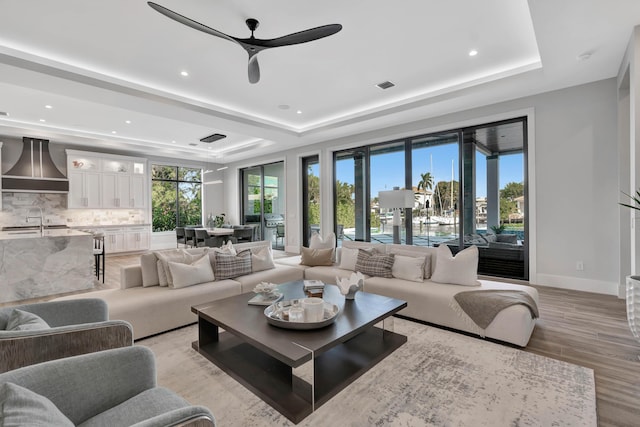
(54, 240), (538, 346)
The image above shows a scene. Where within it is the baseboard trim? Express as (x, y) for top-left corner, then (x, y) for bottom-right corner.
(534, 274), (618, 296)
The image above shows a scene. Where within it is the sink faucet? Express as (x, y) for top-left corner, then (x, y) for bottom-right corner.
(26, 207), (44, 234)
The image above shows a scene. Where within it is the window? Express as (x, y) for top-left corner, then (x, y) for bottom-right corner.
(302, 155), (320, 247)
(151, 165), (202, 231)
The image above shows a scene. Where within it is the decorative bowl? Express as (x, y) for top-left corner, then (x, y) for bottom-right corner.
(264, 299), (340, 330)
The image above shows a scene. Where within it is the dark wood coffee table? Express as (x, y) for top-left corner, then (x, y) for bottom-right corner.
(192, 281), (407, 424)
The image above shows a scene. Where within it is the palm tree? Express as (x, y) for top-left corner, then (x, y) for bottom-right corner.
(417, 172), (434, 210)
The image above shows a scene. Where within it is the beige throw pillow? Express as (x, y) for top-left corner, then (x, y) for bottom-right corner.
(309, 232), (336, 261)
(388, 248), (432, 279)
(168, 255), (215, 288)
(391, 254), (425, 282)
(300, 246), (334, 266)
(140, 253), (160, 287)
(431, 245), (480, 286)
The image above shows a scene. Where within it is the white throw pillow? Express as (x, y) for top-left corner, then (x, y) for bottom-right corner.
(251, 245), (275, 272)
(391, 255), (425, 282)
(388, 248), (432, 279)
(431, 245), (480, 286)
(168, 255), (215, 288)
(154, 250), (188, 287)
(339, 246), (360, 271)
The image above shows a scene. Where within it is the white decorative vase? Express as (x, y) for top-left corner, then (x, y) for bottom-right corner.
(625, 275), (640, 342)
(344, 284), (360, 300)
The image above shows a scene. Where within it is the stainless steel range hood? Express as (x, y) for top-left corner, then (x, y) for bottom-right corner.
(1, 137), (69, 193)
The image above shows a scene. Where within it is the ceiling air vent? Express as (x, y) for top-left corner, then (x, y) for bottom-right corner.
(200, 133), (226, 143)
(376, 81), (395, 90)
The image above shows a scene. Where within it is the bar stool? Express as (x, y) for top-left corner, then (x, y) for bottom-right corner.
(93, 233), (105, 283)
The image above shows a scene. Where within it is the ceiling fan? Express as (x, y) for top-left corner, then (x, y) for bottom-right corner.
(148, 2), (342, 84)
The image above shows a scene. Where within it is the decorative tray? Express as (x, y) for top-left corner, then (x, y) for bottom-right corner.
(264, 300), (340, 330)
(248, 292), (283, 306)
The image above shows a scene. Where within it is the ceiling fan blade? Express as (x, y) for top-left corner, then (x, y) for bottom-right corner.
(148, 2), (239, 46)
(258, 24), (342, 48)
(248, 54), (260, 84)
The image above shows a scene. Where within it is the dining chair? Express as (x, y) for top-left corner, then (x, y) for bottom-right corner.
(195, 229), (210, 247)
(184, 228), (196, 248)
(175, 227), (186, 248)
(276, 224), (285, 249)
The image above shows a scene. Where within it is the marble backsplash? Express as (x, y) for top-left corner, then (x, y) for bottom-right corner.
(1, 193), (147, 227)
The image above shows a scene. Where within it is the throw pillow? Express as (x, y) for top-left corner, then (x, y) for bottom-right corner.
(299, 247), (334, 266)
(0, 383), (74, 427)
(251, 245), (275, 272)
(388, 248), (432, 279)
(339, 247), (361, 271)
(6, 309), (50, 331)
(431, 245), (480, 287)
(214, 249), (252, 280)
(168, 255), (215, 288)
(355, 250), (394, 278)
(140, 253), (160, 287)
(154, 250), (188, 287)
(391, 254), (425, 282)
(309, 232), (336, 261)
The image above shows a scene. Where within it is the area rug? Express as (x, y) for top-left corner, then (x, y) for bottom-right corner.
(138, 318), (597, 426)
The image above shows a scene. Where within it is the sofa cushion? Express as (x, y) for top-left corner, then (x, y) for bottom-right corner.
(355, 250), (394, 278)
(168, 255), (215, 289)
(140, 253), (160, 287)
(251, 245), (275, 272)
(6, 309), (50, 331)
(0, 382), (74, 427)
(497, 234), (518, 244)
(154, 250), (190, 287)
(300, 247), (334, 266)
(214, 249), (252, 279)
(431, 245), (480, 287)
(391, 255), (425, 282)
(78, 387), (188, 427)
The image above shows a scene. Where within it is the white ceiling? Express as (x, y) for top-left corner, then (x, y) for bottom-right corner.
(0, 0), (638, 163)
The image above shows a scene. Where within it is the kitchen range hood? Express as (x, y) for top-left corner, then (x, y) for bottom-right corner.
(2, 137), (69, 193)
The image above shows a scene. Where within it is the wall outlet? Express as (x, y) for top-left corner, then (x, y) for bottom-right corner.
(576, 261), (584, 271)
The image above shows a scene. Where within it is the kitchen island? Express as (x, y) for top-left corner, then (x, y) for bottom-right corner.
(0, 229), (94, 303)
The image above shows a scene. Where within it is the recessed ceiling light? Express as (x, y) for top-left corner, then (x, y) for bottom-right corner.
(111, 131), (117, 134)
(469, 50), (478, 57)
(296, 110), (302, 115)
(180, 70), (189, 77)
(172, 140), (177, 144)
(39, 119), (46, 122)
(125, 120), (131, 124)
(44, 105), (53, 109)
(207, 147), (212, 150)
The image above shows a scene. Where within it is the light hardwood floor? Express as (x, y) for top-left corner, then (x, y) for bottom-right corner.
(10, 253), (640, 426)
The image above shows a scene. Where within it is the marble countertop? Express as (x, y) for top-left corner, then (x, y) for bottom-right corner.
(69, 224), (151, 229)
(0, 229), (92, 241)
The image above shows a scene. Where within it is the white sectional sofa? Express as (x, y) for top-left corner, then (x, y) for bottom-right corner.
(54, 241), (303, 339)
(275, 240), (538, 347)
(55, 239), (538, 347)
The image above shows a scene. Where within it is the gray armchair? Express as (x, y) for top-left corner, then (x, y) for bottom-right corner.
(0, 346), (215, 426)
(0, 298), (133, 373)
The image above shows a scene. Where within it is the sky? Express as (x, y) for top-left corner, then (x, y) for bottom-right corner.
(336, 144), (524, 198)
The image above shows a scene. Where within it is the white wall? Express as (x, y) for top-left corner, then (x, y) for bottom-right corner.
(221, 78), (620, 295)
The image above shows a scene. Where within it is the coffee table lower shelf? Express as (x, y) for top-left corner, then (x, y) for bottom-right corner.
(192, 326), (407, 424)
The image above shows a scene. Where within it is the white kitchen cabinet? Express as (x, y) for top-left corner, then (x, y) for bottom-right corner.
(68, 170), (102, 208)
(66, 149), (147, 210)
(125, 227), (150, 251)
(102, 173), (131, 208)
(104, 228), (126, 253)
